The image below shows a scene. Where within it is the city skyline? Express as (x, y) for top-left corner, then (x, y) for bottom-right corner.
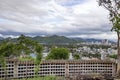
(0, 0), (117, 40)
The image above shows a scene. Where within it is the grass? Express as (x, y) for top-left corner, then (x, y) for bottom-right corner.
(19, 56), (35, 61)
(12, 76), (57, 80)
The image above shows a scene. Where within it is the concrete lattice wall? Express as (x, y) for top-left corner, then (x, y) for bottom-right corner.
(0, 60), (117, 79)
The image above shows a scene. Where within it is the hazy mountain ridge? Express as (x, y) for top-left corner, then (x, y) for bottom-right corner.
(32, 35), (77, 43)
(0, 35), (116, 44)
(0, 37), (4, 40)
(72, 38), (116, 44)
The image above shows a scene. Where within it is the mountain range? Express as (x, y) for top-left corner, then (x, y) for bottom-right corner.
(0, 35), (116, 44)
(32, 35), (77, 43)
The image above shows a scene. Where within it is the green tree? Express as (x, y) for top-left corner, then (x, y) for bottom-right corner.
(98, 0), (120, 76)
(34, 44), (43, 78)
(73, 54), (81, 60)
(0, 41), (15, 57)
(91, 53), (101, 59)
(0, 41), (16, 80)
(46, 48), (69, 60)
(17, 35), (43, 78)
(108, 54), (117, 59)
(0, 34), (43, 79)
(17, 35), (37, 55)
(16, 35), (43, 60)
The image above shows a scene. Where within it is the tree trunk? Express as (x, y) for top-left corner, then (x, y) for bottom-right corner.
(117, 31), (120, 77)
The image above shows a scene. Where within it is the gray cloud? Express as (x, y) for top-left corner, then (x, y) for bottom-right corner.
(0, 0), (117, 40)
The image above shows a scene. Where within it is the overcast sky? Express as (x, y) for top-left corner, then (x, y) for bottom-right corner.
(0, 0), (117, 40)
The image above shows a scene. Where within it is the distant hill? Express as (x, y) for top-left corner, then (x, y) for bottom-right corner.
(0, 37), (4, 42)
(70, 37), (84, 42)
(32, 35), (78, 43)
(0, 35), (115, 44)
(72, 38), (116, 44)
(0, 37), (4, 40)
(75, 38), (102, 42)
(0, 35), (79, 44)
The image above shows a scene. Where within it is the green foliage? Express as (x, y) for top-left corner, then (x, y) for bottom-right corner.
(46, 48), (69, 60)
(82, 53), (101, 59)
(35, 53), (42, 64)
(91, 53), (101, 59)
(34, 44), (43, 77)
(16, 35), (43, 59)
(17, 76), (57, 80)
(111, 15), (120, 32)
(0, 34), (43, 63)
(0, 55), (6, 67)
(98, 1), (120, 76)
(0, 34), (43, 79)
(35, 44), (43, 53)
(73, 54), (81, 60)
(43, 76), (57, 80)
(19, 56), (34, 61)
(108, 54), (117, 59)
(17, 35), (43, 77)
(33, 35), (78, 43)
(17, 35), (37, 54)
(0, 41), (15, 57)
(98, 0), (120, 32)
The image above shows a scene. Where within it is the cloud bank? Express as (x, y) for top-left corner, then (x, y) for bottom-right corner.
(0, 0), (117, 40)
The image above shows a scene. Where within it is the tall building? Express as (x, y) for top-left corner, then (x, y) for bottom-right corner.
(102, 39), (108, 45)
(101, 49), (107, 60)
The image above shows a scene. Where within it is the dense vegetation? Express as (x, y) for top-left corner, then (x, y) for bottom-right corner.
(0, 34), (43, 80)
(46, 48), (69, 60)
(33, 35), (78, 43)
(73, 54), (81, 60)
(0, 34), (43, 60)
(13, 76), (58, 80)
(82, 52), (101, 59)
(108, 54), (117, 59)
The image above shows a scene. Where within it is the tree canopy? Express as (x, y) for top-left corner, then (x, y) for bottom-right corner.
(98, 0), (120, 76)
(0, 35), (43, 79)
(108, 54), (117, 59)
(73, 54), (81, 60)
(98, 0), (120, 32)
(0, 34), (43, 62)
(46, 48), (69, 60)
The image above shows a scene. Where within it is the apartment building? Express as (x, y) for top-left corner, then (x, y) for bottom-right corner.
(0, 59), (117, 79)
